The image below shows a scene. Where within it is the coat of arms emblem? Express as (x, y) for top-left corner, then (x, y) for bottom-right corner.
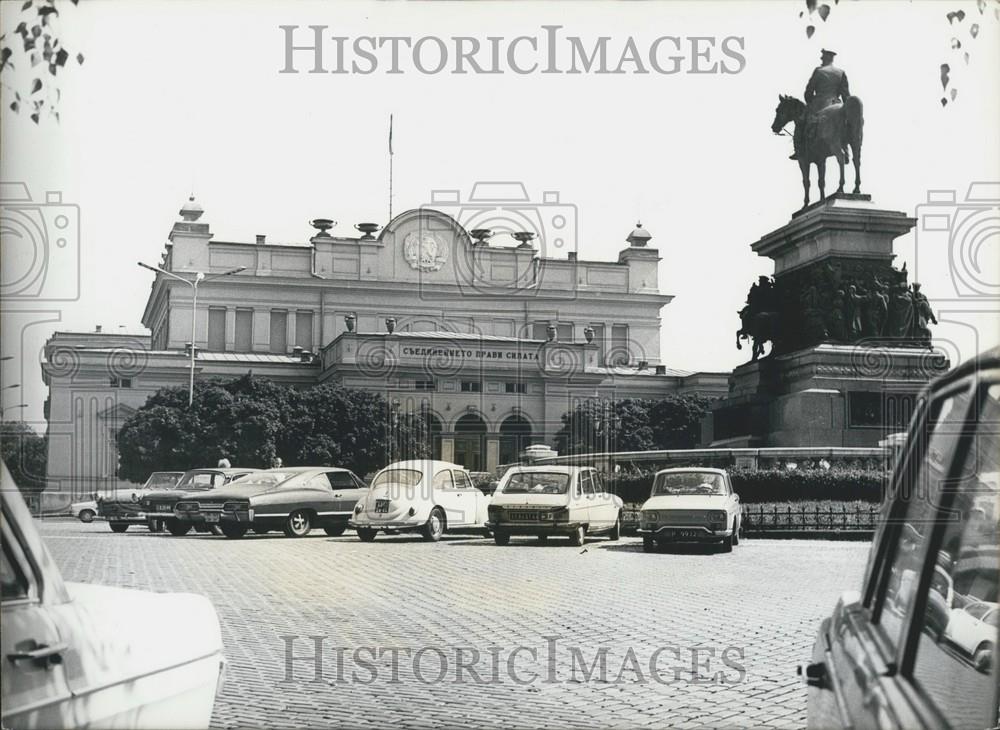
(403, 231), (448, 272)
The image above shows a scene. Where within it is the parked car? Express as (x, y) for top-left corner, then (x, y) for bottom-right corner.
(803, 347), (999, 730)
(636, 467), (741, 553)
(350, 459), (488, 542)
(173, 467), (367, 539)
(0, 461), (226, 729)
(97, 471), (184, 532)
(69, 499), (98, 523)
(487, 466), (623, 546)
(139, 468), (258, 536)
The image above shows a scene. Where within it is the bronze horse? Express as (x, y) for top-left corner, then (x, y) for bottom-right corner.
(736, 306), (780, 361)
(772, 94), (863, 208)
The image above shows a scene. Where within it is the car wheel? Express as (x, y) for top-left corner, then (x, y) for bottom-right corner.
(221, 522), (248, 539)
(283, 510), (312, 538)
(609, 514), (622, 541)
(323, 524), (347, 537)
(165, 519), (192, 537)
(493, 530), (510, 546)
(642, 536), (656, 553)
(109, 522), (128, 533)
(537, 534), (548, 544)
(147, 518), (164, 533)
(732, 519), (740, 546)
(720, 534), (734, 553)
(569, 525), (586, 547)
(79, 509), (96, 523)
(420, 508), (445, 542)
(357, 527), (377, 542)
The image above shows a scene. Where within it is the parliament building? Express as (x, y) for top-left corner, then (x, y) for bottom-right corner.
(42, 196), (727, 494)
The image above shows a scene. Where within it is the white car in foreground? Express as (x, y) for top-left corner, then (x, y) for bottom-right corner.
(1, 463), (226, 729)
(637, 467), (742, 553)
(350, 459), (489, 541)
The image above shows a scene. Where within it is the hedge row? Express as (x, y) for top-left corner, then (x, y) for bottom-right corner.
(607, 467), (888, 504)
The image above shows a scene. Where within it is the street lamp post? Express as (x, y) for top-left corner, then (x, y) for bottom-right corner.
(137, 262), (245, 406)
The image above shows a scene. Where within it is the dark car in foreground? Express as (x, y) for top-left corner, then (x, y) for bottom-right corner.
(173, 467), (368, 538)
(803, 347), (999, 730)
(97, 471), (184, 532)
(139, 468), (258, 536)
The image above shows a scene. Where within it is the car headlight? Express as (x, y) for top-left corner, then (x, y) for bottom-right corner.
(354, 504), (362, 514)
(643, 511), (657, 522)
(710, 510), (727, 521)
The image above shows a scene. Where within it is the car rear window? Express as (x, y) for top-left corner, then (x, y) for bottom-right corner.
(372, 469), (422, 488)
(502, 472), (570, 495)
(653, 472), (726, 496)
(235, 472), (294, 488)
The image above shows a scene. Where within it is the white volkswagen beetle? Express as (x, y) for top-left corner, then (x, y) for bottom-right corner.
(350, 459), (489, 542)
(637, 467), (742, 553)
(1, 462), (226, 729)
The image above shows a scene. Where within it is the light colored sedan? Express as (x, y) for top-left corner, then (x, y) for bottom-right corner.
(1, 462), (226, 729)
(637, 467), (741, 553)
(350, 459), (488, 542)
(69, 499), (98, 523)
(487, 466), (623, 546)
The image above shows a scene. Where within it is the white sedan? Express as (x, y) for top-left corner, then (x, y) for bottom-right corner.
(1, 462), (226, 729)
(69, 499), (98, 523)
(350, 459), (489, 542)
(636, 467), (742, 553)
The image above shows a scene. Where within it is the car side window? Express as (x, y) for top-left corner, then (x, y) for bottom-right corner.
(908, 382), (999, 728)
(432, 470), (455, 490)
(593, 472), (606, 494)
(351, 474), (367, 489)
(458, 472), (475, 490)
(878, 385), (973, 648)
(0, 536), (28, 602)
(327, 472), (356, 489)
(582, 471), (597, 498)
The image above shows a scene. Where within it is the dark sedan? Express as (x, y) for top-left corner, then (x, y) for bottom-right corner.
(139, 467), (259, 536)
(173, 467), (368, 538)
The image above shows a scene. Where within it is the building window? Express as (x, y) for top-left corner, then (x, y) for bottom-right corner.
(557, 323), (573, 342)
(207, 307), (226, 351)
(415, 380), (437, 391)
(461, 381), (482, 393)
(235, 309), (253, 352)
(109, 377), (132, 389)
(295, 310), (314, 351)
(610, 324), (629, 366)
(531, 322), (548, 340)
(504, 382), (527, 394)
(269, 310), (287, 354)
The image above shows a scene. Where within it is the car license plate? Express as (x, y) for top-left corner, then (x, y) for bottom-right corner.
(204, 513), (219, 523)
(509, 511), (537, 521)
(669, 529), (701, 538)
(157, 504), (172, 512)
(375, 499), (390, 514)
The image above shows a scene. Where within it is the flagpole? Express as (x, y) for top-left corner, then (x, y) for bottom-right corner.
(388, 113), (394, 222)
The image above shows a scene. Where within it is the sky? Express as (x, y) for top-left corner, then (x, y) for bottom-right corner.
(1, 0), (999, 430)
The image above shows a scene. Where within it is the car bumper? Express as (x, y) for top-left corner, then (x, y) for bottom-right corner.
(349, 518), (422, 531)
(637, 525), (732, 541)
(486, 520), (582, 535)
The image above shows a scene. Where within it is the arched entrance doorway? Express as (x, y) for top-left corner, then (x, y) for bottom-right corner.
(499, 415), (533, 466)
(453, 413), (487, 471)
(425, 414), (443, 460)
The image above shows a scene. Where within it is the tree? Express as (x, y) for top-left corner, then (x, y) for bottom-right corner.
(555, 395), (712, 456)
(116, 375), (429, 481)
(0, 420), (47, 495)
(1, 0), (85, 123)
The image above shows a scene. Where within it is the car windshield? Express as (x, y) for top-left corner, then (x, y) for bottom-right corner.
(232, 472), (294, 488)
(145, 472), (182, 490)
(652, 472), (726, 496)
(502, 472), (570, 495)
(177, 471), (225, 490)
(372, 469), (422, 489)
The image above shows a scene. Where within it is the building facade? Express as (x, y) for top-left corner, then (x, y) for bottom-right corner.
(42, 198), (727, 494)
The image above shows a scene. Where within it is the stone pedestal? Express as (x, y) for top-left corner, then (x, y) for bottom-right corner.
(712, 195), (949, 447)
(710, 344), (948, 447)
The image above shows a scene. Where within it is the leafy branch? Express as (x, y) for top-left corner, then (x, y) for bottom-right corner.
(797, 0), (999, 106)
(1, 0), (84, 123)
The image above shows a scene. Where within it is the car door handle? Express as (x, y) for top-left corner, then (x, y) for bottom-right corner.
(333, 493), (342, 497)
(8, 642), (69, 667)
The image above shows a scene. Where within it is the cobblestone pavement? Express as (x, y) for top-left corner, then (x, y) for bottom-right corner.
(38, 519), (870, 729)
